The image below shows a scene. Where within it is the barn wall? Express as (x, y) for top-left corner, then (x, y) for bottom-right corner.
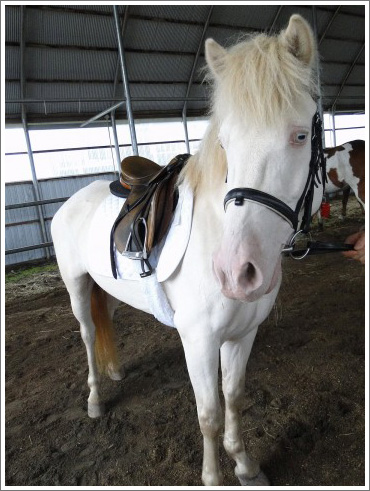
(5, 172), (115, 266)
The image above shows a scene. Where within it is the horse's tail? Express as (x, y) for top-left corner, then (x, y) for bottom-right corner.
(91, 282), (119, 375)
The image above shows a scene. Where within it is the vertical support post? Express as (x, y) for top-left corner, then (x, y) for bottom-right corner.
(20, 6), (50, 259)
(21, 115), (50, 260)
(182, 6), (214, 154)
(312, 6), (324, 125)
(113, 5), (138, 156)
(183, 115), (190, 154)
(110, 111), (121, 177)
(331, 108), (337, 147)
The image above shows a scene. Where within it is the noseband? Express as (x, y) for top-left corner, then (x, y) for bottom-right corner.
(223, 111), (354, 258)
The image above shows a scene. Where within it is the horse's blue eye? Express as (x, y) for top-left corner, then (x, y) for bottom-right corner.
(291, 130), (308, 145)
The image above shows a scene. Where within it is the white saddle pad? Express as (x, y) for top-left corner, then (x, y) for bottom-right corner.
(87, 183), (193, 326)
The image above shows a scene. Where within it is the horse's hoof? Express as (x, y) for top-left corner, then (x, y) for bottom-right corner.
(88, 402), (105, 418)
(108, 369), (124, 381)
(237, 471), (270, 486)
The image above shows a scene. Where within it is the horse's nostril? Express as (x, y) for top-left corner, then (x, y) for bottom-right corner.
(245, 262), (256, 283)
(239, 261), (262, 292)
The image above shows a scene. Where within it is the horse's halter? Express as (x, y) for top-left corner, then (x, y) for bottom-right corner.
(224, 111), (327, 258)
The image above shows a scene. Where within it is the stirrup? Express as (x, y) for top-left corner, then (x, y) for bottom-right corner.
(121, 218), (148, 260)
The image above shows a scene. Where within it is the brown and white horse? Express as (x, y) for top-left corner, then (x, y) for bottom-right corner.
(323, 139), (365, 218)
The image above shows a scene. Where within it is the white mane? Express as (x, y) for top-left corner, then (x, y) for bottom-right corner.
(179, 26), (319, 195)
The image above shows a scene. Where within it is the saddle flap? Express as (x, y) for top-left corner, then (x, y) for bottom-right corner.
(147, 170), (179, 247)
(113, 189), (153, 255)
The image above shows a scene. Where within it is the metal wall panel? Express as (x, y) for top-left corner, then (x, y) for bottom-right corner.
(5, 222), (45, 266)
(5, 183), (37, 225)
(5, 172), (115, 266)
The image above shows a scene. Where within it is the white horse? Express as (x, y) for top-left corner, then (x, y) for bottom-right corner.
(51, 14), (324, 486)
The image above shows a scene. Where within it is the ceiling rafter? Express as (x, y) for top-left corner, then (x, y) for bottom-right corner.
(5, 5), (365, 124)
(182, 6), (213, 117)
(331, 43), (365, 110)
(24, 4), (366, 21)
(268, 5), (283, 33)
(319, 6), (341, 46)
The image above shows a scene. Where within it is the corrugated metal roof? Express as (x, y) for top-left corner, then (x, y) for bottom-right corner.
(25, 8), (118, 49)
(4, 4), (365, 125)
(129, 5), (211, 24)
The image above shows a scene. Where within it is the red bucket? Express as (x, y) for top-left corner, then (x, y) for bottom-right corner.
(320, 201), (330, 219)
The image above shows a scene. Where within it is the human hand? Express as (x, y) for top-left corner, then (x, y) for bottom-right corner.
(342, 230), (365, 265)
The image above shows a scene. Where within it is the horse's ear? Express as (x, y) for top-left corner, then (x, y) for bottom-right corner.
(205, 38), (227, 77)
(280, 14), (316, 66)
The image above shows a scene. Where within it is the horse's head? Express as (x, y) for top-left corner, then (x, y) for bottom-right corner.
(208, 15), (324, 302)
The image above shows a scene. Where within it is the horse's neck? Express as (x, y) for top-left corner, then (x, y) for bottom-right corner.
(181, 130), (228, 257)
(187, 183), (225, 262)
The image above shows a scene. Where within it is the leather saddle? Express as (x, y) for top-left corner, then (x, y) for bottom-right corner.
(110, 153), (191, 279)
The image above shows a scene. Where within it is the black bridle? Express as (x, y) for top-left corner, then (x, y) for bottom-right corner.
(223, 111), (354, 259)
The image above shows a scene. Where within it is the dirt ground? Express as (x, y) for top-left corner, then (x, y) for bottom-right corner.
(5, 195), (365, 487)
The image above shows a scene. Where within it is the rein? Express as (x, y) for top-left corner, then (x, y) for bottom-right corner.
(282, 231), (355, 259)
(223, 111), (354, 259)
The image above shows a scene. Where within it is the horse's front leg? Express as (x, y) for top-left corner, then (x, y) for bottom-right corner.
(220, 330), (270, 486)
(180, 335), (223, 486)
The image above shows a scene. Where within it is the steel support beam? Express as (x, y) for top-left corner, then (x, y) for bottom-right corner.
(20, 6), (50, 259)
(80, 100), (124, 128)
(331, 43), (365, 110)
(110, 110), (122, 175)
(312, 6), (323, 122)
(113, 5), (138, 155)
(330, 111), (336, 147)
(319, 6), (341, 46)
(9, 96), (208, 105)
(112, 5), (129, 100)
(182, 6), (213, 153)
(269, 6), (283, 33)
